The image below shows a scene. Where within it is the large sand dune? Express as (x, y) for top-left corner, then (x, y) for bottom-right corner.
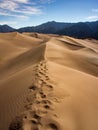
(0, 32), (98, 130)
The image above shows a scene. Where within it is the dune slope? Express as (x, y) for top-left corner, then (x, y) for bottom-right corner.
(0, 32), (98, 130)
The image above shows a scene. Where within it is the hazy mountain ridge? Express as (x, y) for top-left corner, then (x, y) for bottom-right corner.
(57, 22), (93, 39)
(0, 25), (15, 32)
(17, 21), (73, 33)
(0, 21), (98, 39)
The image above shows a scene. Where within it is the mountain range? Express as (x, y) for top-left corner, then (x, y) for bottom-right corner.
(0, 21), (98, 39)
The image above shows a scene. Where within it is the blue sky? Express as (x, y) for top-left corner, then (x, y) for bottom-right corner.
(0, 0), (98, 28)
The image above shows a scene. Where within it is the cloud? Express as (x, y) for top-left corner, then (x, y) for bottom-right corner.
(13, 0), (36, 4)
(13, 6), (42, 15)
(87, 15), (98, 20)
(0, 0), (42, 19)
(0, 0), (56, 22)
(0, 1), (18, 11)
(13, 0), (29, 3)
(0, 11), (28, 19)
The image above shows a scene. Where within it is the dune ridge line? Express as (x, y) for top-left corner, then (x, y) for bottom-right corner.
(9, 43), (62, 130)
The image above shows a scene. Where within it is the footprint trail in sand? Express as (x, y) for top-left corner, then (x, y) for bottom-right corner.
(9, 60), (60, 130)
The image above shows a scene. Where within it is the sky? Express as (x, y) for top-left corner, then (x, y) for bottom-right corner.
(0, 0), (98, 28)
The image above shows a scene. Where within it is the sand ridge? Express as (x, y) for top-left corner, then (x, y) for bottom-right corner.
(9, 60), (63, 130)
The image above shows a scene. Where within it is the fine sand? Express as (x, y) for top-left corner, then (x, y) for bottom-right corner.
(0, 32), (98, 130)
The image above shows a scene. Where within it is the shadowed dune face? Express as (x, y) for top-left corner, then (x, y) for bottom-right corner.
(0, 32), (43, 62)
(0, 32), (98, 130)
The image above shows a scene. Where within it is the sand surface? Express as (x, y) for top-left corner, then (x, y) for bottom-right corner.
(0, 32), (98, 130)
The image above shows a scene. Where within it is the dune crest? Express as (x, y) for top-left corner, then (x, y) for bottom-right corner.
(9, 60), (65, 130)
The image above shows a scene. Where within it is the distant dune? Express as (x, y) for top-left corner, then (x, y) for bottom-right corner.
(0, 32), (98, 130)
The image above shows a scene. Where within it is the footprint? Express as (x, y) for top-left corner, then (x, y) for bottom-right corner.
(41, 100), (52, 105)
(39, 71), (44, 75)
(47, 85), (54, 89)
(29, 85), (37, 91)
(47, 123), (58, 130)
(35, 73), (41, 78)
(44, 105), (50, 109)
(39, 92), (47, 98)
(9, 116), (22, 130)
(31, 119), (38, 125)
(33, 114), (41, 120)
(40, 63), (43, 66)
(41, 94), (47, 98)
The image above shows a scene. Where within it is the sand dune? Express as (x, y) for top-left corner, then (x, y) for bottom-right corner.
(0, 32), (98, 130)
(0, 32), (43, 62)
(23, 32), (51, 42)
(0, 32), (43, 46)
(0, 43), (46, 80)
(45, 37), (98, 76)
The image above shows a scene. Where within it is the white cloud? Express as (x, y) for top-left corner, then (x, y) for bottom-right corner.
(87, 15), (98, 20)
(0, 0), (55, 20)
(13, 0), (29, 3)
(0, 1), (18, 11)
(13, 6), (42, 14)
(0, 0), (42, 19)
(0, 12), (28, 19)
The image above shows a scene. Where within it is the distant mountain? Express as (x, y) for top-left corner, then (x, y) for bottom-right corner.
(57, 22), (93, 39)
(0, 25), (15, 33)
(33, 21), (73, 33)
(18, 21), (73, 33)
(17, 26), (35, 33)
(86, 21), (98, 39)
(86, 21), (98, 32)
(0, 21), (98, 39)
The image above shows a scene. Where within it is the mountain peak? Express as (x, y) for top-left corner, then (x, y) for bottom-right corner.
(0, 24), (15, 32)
